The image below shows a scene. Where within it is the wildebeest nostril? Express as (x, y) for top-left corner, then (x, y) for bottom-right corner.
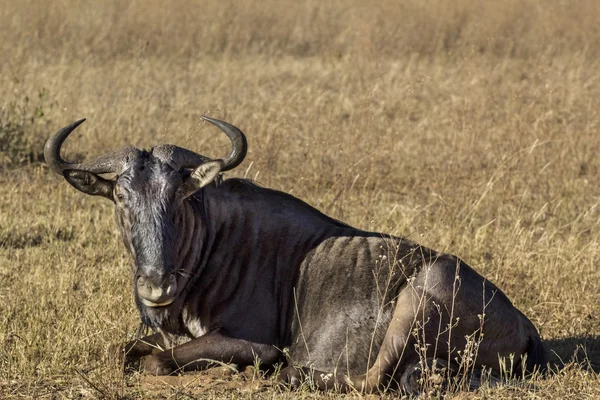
(137, 268), (168, 286)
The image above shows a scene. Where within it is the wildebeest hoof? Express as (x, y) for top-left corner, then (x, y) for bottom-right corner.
(277, 366), (303, 389)
(140, 356), (174, 375)
(401, 358), (453, 397)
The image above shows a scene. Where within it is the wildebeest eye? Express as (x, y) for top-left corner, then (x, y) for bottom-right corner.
(117, 193), (125, 202)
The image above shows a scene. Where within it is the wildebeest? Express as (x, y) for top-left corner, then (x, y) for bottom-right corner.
(45, 117), (546, 394)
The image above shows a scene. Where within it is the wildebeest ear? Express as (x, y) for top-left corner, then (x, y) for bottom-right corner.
(62, 170), (115, 201)
(181, 161), (223, 198)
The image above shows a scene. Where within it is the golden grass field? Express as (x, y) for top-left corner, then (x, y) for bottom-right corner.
(2, 0), (600, 398)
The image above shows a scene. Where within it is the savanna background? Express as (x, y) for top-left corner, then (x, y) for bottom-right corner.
(1, 0), (600, 398)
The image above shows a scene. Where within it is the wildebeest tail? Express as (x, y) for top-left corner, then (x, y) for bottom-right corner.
(524, 334), (548, 375)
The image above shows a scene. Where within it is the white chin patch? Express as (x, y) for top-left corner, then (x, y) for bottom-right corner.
(141, 298), (175, 307)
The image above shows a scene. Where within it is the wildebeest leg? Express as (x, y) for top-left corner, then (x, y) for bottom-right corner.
(278, 286), (427, 393)
(141, 329), (280, 375)
(391, 257), (541, 393)
(346, 284), (428, 393)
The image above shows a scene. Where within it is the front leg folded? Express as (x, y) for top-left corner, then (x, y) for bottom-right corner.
(140, 329), (281, 375)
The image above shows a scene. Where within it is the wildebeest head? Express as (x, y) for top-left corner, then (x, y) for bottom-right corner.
(44, 117), (247, 308)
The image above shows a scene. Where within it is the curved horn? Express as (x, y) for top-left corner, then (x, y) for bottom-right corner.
(44, 119), (140, 175)
(153, 116), (248, 172)
(200, 116), (247, 172)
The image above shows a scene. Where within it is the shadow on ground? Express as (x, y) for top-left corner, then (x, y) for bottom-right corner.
(545, 335), (600, 373)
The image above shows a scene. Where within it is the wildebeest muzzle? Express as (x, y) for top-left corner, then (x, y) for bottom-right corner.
(136, 272), (178, 307)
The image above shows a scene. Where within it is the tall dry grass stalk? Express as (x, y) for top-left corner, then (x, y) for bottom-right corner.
(1, 0), (600, 398)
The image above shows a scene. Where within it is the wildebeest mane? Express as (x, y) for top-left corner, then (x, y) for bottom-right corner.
(218, 178), (352, 229)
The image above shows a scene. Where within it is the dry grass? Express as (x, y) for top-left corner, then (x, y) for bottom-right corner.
(1, 0), (600, 398)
